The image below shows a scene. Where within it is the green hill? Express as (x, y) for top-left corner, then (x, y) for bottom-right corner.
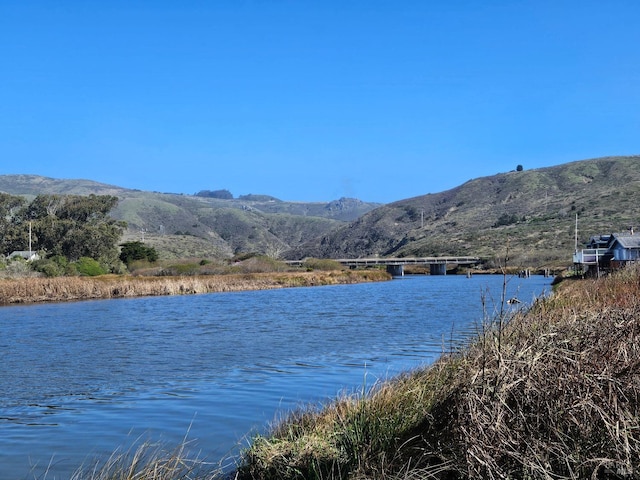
(0, 175), (380, 260)
(3, 156), (639, 267)
(286, 156), (640, 268)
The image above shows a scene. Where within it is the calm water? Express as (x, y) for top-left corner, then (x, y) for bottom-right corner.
(0, 274), (551, 478)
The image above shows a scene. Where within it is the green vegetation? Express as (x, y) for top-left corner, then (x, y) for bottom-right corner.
(119, 241), (159, 266)
(75, 257), (108, 276)
(195, 189), (234, 199)
(0, 193), (126, 276)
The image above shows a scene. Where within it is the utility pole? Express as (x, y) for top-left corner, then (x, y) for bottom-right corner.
(574, 213), (578, 253)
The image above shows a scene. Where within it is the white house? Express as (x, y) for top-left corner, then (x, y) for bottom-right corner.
(7, 251), (40, 262)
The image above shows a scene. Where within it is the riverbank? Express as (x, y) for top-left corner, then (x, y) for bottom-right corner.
(236, 268), (640, 479)
(0, 269), (391, 305)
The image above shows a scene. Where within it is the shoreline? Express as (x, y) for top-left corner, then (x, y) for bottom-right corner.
(0, 269), (392, 305)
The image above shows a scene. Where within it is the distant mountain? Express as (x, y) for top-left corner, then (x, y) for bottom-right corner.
(0, 175), (381, 259)
(286, 156), (640, 268)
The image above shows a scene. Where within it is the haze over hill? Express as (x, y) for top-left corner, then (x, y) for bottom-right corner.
(2, 156), (638, 267)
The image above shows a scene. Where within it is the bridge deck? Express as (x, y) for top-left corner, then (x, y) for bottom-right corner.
(286, 256), (481, 267)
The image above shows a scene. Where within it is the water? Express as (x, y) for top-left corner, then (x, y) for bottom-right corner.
(0, 274), (551, 478)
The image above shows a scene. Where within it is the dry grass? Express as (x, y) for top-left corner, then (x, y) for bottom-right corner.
(238, 268), (640, 479)
(0, 270), (391, 305)
(70, 437), (224, 480)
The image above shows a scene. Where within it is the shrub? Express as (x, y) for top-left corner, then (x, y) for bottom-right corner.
(119, 241), (159, 266)
(75, 257), (107, 276)
(33, 255), (69, 277)
(302, 258), (344, 271)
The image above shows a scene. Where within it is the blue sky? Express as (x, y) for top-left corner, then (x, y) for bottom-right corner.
(2, 1), (639, 203)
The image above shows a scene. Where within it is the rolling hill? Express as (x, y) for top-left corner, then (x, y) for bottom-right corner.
(0, 175), (380, 259)
(286, 156), (640, 268)
(2, 156), (639, 268)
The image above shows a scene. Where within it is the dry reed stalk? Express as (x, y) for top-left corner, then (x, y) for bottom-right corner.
(0, 270), (391, 305)
(70, 437), (224, 480)
(454, 277), (640, 479)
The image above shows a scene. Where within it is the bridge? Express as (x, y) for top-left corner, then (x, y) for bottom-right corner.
(286, 256), (482, 276)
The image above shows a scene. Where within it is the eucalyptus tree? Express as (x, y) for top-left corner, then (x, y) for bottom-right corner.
(3, 194), (126, 270)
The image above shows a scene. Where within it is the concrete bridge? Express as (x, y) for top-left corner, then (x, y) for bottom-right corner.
(287, 256), (482, 276)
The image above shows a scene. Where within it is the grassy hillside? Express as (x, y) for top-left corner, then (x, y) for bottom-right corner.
(288, 156), (640, 268)
(0, 175), (378, 260)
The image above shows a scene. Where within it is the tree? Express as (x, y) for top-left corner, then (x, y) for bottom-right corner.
(119, 241), (159, 266)
(195, 189), (233, 199)
(516, 165), (524, 172)
(1, 194), (125, 270)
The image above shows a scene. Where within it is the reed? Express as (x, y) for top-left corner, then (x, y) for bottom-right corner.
(237, 267), (640, 479)
(0, 270), (391, 305)
(70, 437), (224, 480)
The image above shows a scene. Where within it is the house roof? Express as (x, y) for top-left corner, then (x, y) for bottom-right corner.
(588, 234), (611, 247)
(609, 233), (640, 249)
(8, 250), (39, 259)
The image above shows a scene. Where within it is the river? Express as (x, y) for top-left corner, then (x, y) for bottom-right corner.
(0, 274), (552, 478)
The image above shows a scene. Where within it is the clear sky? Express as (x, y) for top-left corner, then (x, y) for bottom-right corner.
(2, 1), (639, 203)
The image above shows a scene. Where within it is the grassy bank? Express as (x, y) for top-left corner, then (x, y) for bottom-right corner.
(237, 268), (640, 479)
(0, 269), (391, 305)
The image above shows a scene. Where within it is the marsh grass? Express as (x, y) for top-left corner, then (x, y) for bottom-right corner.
(0, 270), (391, 305)
(238, 267), (640, 479)
(69, 437), (224, 480)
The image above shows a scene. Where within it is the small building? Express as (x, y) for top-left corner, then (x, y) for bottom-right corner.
(573, 231), (640, 274)
(7, 251), (40, 262)
(607, 233), (640, 266)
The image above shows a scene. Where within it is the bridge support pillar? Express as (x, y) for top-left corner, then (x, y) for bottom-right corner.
(430, 263), (447, 275)
(386, 264), (404, 276)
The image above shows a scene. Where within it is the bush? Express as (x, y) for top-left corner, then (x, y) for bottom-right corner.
(75, 257), (107, 276)
(119, 241), (159, 266)
(33, 256), (69, 277)
(302, 258), (344, 271)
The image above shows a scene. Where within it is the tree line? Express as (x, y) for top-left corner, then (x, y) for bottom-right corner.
(0, 193), (154, 276)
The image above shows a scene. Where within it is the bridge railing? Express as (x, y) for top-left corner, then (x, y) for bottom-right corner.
(285, 257), (481, 267)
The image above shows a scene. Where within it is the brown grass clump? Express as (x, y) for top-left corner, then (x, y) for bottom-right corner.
(238, 268), (640, 479)
(70, 437), (224, 480)
(0, 270), (391, 305)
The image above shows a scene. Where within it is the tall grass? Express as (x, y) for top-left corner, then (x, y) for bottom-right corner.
(237, 267), (640, 479)
(0, 270), (391, 305)
(70, 437), (224, 480)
